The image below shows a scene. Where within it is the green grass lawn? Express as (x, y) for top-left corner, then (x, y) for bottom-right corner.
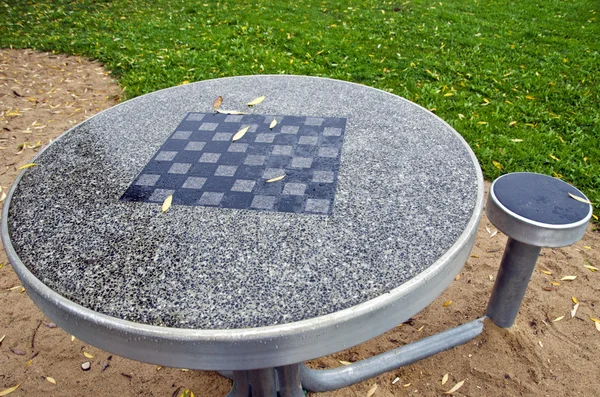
(2, 0), (598, 221)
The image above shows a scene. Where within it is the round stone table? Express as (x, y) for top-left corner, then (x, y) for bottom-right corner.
(2, 75), (484, 394)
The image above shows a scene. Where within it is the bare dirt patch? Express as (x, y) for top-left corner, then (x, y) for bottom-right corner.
(1, 49), (598, 397)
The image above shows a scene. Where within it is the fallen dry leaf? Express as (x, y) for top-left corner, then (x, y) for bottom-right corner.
(552, 315), (564, 322)
(590, 317), (600, 324)
(561, 276), (577, 281)
(266, 175), (285, 183)
(442, 373), (449, 385)
(213, 96), (223, 110)
(568, 192), (591, 205)
(571, 303), (580, 318)
(71, 335), (76, 342)
(46, 377), (56, 385)
(550, 281), (560, 286)
(83, 352), (94, 359)
(215, 109), (248, 115)
(572, 296), (579, 304)
(9, 348), (25, 356)
(445, 380), (465, 394)
(392, 377), (400, 385)
(0, 335), (5, 345)
(584, 264), (598, 272)
(162, 195), (173, 213)
(339, 360), (352, 366)
(538, 340), (543, 348)
(232, 126), (250, 142)
(443, 301), (453, 307)
(247, 96), (265, 106)
(17, 163), (37, 170)
(540, 268), (552, 275)
(403, 383), (411, 387)
(492, 160), (503, 170)
(366, 384), (378, 397)
(596, 322), (600, 332)
(269, 119), (277, 129)
(0, 384), (20, 396)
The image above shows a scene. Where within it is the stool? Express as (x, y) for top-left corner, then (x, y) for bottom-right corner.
(485, 172), (593, 328)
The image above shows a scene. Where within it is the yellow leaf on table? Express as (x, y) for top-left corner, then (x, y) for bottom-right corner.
(266, 175), (285, 183)
(492, 161), (503, 170)
(232, 127), (250, 142)
(46, 377), (56, 385)
(552, 315), (564, 322)
(0, 384), (20, 396)
(269, 119), (277, 129)
(18, 163), (37, 170)
(339, 360), (352, 366)
(561, 276), (577, 281)
(441, 373), (449, 385)
(83, 352), (94, 359)
(162, 195), (173, 213)
(247, 96), (265, 106)
(366, 384), (378, 397)
(443, 301), (453, 307)
(572, 296), (579, 304)
(568, 192), (591, 205)
(216, 109), (248, 115)
(445, 380), (465, 394)
(213, 96), (223, 110)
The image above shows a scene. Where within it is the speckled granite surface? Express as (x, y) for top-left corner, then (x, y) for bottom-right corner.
(7, 76), (480, 329)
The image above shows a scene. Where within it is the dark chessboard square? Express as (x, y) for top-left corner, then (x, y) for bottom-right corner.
(190, 130), (215, 141)
(311, 157), (338, 171)
(306, 182), (334, 199)
(298, 125), (320, 136)
(174, 150), (201, 163)
(216, 122), (242, 132)
(246, 144), (272, 156)
(263, 115), (282, 125)
(281, 115), (305, 125)
(122, 185), (154, 202)
(155, 174), (187, 190)
(321, 135), (343, 146)
(255, 179), (284, 196)
(219, 151), (246, 166)
(236, 165), (264, 179)
(266, 155), (291, 168)
(242, 114), (266, 124)
(197, 192), (224, 206)
(322, 117), (347, 128)
(172, 131), (192, 140)
(221, 192), (254, 209)
(294, 145), (317, 157)
(203, 176), (235, 192)
(189, 163), (218, 177)
(161, 139), (188, 151)
(203, 141), (229, 153)
(144, 161), (171, 174)
(273, 134), (297, 145)
(277, 195), (306, 213)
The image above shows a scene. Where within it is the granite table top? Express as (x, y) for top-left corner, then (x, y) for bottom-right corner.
(5, 75), (482, 331)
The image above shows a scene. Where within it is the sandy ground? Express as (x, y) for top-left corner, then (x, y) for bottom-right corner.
(1, 49), (599, 397)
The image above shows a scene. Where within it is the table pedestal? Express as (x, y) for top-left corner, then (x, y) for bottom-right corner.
(226, 365), (304, 397)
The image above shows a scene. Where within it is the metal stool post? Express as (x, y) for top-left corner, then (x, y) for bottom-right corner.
(485, 172), (592, 328)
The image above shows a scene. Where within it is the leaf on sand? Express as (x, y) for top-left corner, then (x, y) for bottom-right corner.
(339, 360), (352, 366)
(596, 322), (600, 332)
(571, 303), (580, 318)
(269, 119), (277, 129)
(366, 384), (378, 397)
(162, 195), (173, 213)
(443, 301), (453, 307)
(213, 96), (223, 110)
(590, 317), (600, 324)
(550, 281), (560, 286)
(71, 335), (76, 342)
(0, 335), (5, 345)
(247, 96), (265, 106)
(267, 175), (285, 183)
(552, 315), (564, 322)
(215, 109), (248, 115)
(568, 192), (591, 205)
(83, 352), (94, 359)
(540, 268), (552, 275)
(232, 127), (250, 142)
(445, 380), (465, 394)
(492, 161), (502, 170)
(442, 373), (449, 385)
(0, 384), (20, 396)
(572, 296), (579, 304)
(584, 264), (598, 272)
(18, 163), (37, 170)
(561, 276), (577, 281)
(46, 377), (56, 385)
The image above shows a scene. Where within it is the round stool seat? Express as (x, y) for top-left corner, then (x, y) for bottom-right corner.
(486, 172), (592, 247)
